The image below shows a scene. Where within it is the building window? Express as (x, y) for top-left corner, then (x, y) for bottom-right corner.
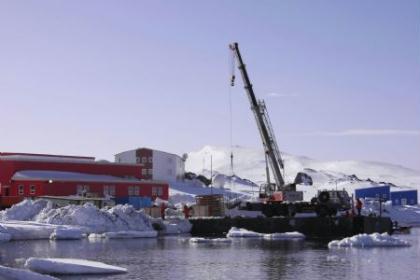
(30, 185), (36, 195)
(148, 157), (153, 163)
(109, 185), (115, 196)
(148, 169), (153, 175)
(141, 169), (147, 176)
(77, 185), (89, 196)
(128, 186), (139, 196)
(136, 157), (141, 164)
(18, 185), (24, 196)
(152, 186), (163, 196)
(103, 185), (116, 196)
(142, 157), (147, 163)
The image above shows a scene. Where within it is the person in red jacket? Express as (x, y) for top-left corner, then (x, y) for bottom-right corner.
(183, 204), (190, 219)
(356, 198), (363, 216)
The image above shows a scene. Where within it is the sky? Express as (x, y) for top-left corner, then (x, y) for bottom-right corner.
(0, 1), (419, 170)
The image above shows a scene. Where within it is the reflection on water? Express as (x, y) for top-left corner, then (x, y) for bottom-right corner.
(0, 230), (419, 280)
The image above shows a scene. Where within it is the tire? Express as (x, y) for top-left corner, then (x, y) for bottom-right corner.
(316, 205), (329, 217)
(287, 204), (296, 217)
(263, 205), (274, 218)
(318, 191), (330, 204)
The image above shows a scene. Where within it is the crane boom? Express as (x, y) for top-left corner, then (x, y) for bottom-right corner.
(229, 42), (285, 189)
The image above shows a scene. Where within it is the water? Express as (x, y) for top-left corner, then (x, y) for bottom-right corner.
(1, 229), (419, 280)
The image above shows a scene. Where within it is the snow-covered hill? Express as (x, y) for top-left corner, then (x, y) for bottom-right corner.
(186, 145), (420, 188)
(182, 145), (420, 203)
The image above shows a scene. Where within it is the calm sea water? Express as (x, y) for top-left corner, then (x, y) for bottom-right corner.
(0, 229), (419, 280)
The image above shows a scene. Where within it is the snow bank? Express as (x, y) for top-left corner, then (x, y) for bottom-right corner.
(190, 237), (232, 244)
(25, 258), (127, 275)
(328, 233), (411, 248)
(35, 203), (154, 233)
(226, 227), (263, 238)
(0, 199), (48, 221)
(0, 265), (59, 280)
(263, 231), (305, 240)
(50, 227), (84, 240)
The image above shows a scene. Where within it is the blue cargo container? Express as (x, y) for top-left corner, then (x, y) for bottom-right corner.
(114, 196), (152, 209)
(114, 197), (129, 205)
(391, 190), (418, 206)
(128, 196), (152, 209)
(355, 185), (390, 201)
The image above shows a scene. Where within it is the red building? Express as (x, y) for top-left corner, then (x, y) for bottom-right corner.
(0, 152), (169, 209)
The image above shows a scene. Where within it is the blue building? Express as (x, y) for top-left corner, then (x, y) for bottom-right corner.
(390, 190), (418, 206)
(355, 185), (390, 201)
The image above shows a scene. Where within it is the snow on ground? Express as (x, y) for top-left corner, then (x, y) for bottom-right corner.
(25, 258), (127, 275)
(328, 233), (411, 248)
(226, 227), (305, 240)
(0, 199), (49, 221)
(362, 199), (420, 227)
(0, 199), (192, 241)
(35, 203), (154, 233)
(0, 264), (59, 280)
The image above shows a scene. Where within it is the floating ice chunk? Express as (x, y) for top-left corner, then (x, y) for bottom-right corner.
(0, 264), (59, 280)
(159, 219), (192, 235)
(263, 231), (305, 240)
(25, 258), (127, 275)
(328, 233), (410, 248)
(88, 233), (105, 240)
(0, 232), (11, 242)
(0, 221), (57, 240)
(102, 230), (157, 239)
(190, 237), (232, 243)
(226, 227), (263, 238)
(50, 227), (84, 240)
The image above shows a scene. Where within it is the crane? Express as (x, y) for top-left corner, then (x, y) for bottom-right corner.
(229, 42), (288, 190)
(229, 43), (353, 218)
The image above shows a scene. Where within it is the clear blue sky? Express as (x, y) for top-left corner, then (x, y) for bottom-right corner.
(1, 1), (419, 170)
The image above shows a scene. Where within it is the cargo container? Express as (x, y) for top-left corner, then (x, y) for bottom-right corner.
(390, 190), (418, 206)
(355, 185), (390, 201)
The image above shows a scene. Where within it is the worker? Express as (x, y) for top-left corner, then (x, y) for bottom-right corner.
(356, 198), (363, 216)
(183, 204), (190, 219)
(160, 203), (166, 220)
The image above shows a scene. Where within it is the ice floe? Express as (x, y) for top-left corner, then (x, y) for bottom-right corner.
(0, 264), (59, 280)
(189, 237), (232, 243)
(25, 258), (127, 275)
(226, 227), (305, 240)
(49, 227), (84, 240)
(328, 232), (410, 248)
(263, 231), (305, 240)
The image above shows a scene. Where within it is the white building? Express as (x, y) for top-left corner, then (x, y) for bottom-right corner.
(115, 148), (186, 182)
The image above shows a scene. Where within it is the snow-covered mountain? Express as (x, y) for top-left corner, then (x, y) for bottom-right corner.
(185, 145), (420, 199)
